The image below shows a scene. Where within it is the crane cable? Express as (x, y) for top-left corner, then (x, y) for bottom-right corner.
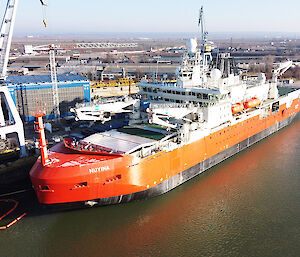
(40, 0), (48, 28)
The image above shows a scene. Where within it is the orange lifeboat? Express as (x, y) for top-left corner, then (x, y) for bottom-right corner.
(231, 103), (244, 114)
(243, 97), (260, 109)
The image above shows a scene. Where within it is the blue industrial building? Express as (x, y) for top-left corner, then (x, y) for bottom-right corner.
(5, 74), (90, 121)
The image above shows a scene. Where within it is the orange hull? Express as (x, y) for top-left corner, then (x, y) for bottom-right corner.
(30, 98), (300, 206)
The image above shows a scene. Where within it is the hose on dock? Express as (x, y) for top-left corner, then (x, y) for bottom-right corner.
(0, 199), (26, 230)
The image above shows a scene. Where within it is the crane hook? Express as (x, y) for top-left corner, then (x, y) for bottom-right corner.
(40, 0), (48, 6)
(40, 0), (48, 28)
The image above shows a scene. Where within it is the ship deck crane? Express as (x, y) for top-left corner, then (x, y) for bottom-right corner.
(198, 6), (208, 52)
(272, 60), (293, 83)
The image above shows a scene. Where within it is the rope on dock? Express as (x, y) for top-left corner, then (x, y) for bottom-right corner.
(0, 199), (26, 230)
(0, 189), (31, 198)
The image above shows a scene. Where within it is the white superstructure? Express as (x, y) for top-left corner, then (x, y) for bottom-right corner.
(138, 38), (295, 144)
(69, 6), (300, 162)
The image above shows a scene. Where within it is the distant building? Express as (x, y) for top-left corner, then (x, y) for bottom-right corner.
(5, 74), (90, 121)
(279, 79), (294, 85)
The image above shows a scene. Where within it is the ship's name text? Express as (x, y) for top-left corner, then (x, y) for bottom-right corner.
(89, 166), (110, 174)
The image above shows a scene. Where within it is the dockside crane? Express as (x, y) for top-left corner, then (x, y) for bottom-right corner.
(0, 0), (26, 156)
(0, 0), (48, 156)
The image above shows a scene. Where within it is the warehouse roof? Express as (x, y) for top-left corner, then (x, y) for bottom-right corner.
(5, 73), (89, 84)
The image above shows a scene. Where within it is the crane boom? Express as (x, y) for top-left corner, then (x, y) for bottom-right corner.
(0, 0), (18, 80)
(272, 60), (293, 83)
(198, 6), (208, 52)
(0, 0), (47, 157)
(0, 0), (26, 156)
(0, 0), (51, 157)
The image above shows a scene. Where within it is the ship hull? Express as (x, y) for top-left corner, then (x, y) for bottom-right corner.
(41, 111), (298, 209)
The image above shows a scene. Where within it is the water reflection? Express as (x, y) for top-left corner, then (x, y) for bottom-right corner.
(1, 117), (300, 257)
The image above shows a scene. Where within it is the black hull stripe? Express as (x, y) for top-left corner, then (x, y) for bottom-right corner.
(96, 114), (297, 206)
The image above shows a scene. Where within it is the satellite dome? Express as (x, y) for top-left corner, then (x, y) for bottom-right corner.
(187, 38), (197, 54)
(211, 69), (222, 80)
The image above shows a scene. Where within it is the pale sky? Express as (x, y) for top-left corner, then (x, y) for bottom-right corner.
(1, 0), (300, 36)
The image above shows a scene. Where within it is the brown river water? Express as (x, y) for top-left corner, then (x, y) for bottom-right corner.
(0, 116), (299, 257)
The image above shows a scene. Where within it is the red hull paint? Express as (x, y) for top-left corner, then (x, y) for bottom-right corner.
(30, 99), (300, 205)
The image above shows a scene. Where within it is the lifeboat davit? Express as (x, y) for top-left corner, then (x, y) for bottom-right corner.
(231, 103), (244, 114)
(243, 97), (260, 109)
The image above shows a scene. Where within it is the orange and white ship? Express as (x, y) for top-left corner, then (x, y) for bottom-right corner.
(30, 9), (300, 208)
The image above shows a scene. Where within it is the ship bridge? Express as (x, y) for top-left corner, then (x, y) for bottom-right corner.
(139, 81), (229, 107)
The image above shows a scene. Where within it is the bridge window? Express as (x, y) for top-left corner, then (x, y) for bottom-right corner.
(272, 101), (280, 113)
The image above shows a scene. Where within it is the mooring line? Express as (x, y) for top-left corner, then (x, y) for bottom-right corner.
(0, 189), (31, 198)
(0, 199), (26, 230)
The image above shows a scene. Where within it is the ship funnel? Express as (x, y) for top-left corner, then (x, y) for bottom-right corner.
(187, 38), (197, 54)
